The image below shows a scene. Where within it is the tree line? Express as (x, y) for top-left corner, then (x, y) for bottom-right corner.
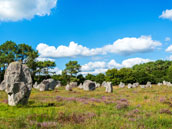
(1, 41), (172, 86)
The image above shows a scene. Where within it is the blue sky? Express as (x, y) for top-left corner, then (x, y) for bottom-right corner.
(0, 0), (172, 74)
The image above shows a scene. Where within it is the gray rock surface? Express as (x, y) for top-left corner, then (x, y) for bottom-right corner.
(83, 80), (96, 91)
(70, 82), (78, 88)
(0, 80), (6, 91)
(37, 79), (57, 91)
(65, 84), (72, 91)
(3, 62), (32, 106)
(105, 82), (113, 93)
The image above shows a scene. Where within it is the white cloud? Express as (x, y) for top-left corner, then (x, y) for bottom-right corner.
(165, 37), (171, 42)
(49, 67), (62, 75)
(37, 42), (103, 58)
(37, 36), (161, 58)
(166, 45), (172, 52)
(103, 36), (161, 55)
(160, 9), (172, 20)
(80, 58), (152, 75)
(36, 57), (55, 62)
(0, 0), (57, 21)
(121, 58), (152, 68)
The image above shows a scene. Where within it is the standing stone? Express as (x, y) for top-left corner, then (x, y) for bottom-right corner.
(157, 83), (162, 86)
(105, 82), (113, 93)
(102, 81), (107, 87)
(70, 82), (78, 88)
(95, 83), (100, 88)
(37, 79), (57, 91)
(0, 80), (6, 91)
(55, 81), (61, 88)
(83, 80), (96, 91)
(146, 82), (152, 88)
(119, 82), (125, 88)
(65, 84), (72, 91)
(78, 83), (83, 89)
(3, 62), (32, 106)
(128, 83), (133, 88)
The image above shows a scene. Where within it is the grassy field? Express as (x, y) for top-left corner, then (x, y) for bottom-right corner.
(0, 85), (172, 129)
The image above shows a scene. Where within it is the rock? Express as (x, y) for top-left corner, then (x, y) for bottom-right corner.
(102, 81), (107, 87)
(105, 82), (113, 93)
(83, 80), (96, 91)
(167, 82), (172, 87)
(38, 79), (57, 91)
(33, 82), (39, 89)
(94, 82), (100, 88)
(128, 84), (133, 88)
(65, 84), (72, 91)
(0, 80), (6, 91)
(78, 83), (83, 89)
(163, 80), (167, 86)
(2, 62), (32, 106)
(157, 83), (162, 86)
(55, 81), (61, 88)
(119, 82), (125, 88)
(133, 83), (139, 88)
(146, 82), (152, 88)
(140, 85), (145, 88)
(70, 82), (78, 88)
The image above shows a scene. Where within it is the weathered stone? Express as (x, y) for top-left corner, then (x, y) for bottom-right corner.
(133, 82), (139, 88)
(95, 83), (100, 88)
(65, 84), (72, 91)
(102, 81), (107, 87)
(105, 82), (113, 93)
(157, 83), (162, 86)
(128, 84), (133, 88)
(83, 80), (96, 91)
(55, 81), (61, 88)
(38, 79), (57, 91)
(2, 62), (32, 106)
(119, 82), (125, 88)
(33, 82), (39, 89)
(0, 80), (6, 91)
(70, 82), (78, 88)
(78, 83), (83, 89)
(146, 82), (152, 88)
(140, 85), (145, 88)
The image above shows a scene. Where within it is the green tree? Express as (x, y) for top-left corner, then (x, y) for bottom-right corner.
(85, 74), (96, 81)
(63, 61), (81, 82)
(95, 73), (105, 84)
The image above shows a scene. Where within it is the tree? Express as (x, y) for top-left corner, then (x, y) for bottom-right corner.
(105, 68), (119, 85)
(17, 43), (33, 62)
(63, 61), (81, 82)
(85, 74), (96, 81)
(95, 73), (105, 84)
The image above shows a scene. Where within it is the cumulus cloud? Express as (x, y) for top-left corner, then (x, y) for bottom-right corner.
(103, 36), (161, 55)
(80, 58), (152, 75)
(37, 42), (103, 58)
(165, 37), (171, 42)
(160, 9), (172, 20)
(36, 57), (55, 62)
(166, 45), (172, 52)
(37, 36), (161, 58)
(121, 58), (151, 68)
(49, 67), (62, 75)
(0, 0), (57, 21)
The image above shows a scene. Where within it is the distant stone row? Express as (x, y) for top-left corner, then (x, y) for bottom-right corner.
(119, 82), (152, 88)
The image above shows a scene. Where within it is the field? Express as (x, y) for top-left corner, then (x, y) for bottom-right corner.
(0, 85), (172, 129)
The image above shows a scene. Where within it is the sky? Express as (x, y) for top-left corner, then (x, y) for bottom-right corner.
(0, 0), (172, 75)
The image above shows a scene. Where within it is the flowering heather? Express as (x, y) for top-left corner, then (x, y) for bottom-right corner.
(160, 109), (172, 115)
(56, 96), (115, 104)
(159, 97), (166, 103)
(58, 112), (96, 124)
(116, 98), (129, 110)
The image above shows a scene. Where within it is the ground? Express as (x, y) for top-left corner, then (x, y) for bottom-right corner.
(0, 85), (172, 129)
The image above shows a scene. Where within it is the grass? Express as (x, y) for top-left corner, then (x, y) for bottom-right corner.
(0, 85), (172, 129)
